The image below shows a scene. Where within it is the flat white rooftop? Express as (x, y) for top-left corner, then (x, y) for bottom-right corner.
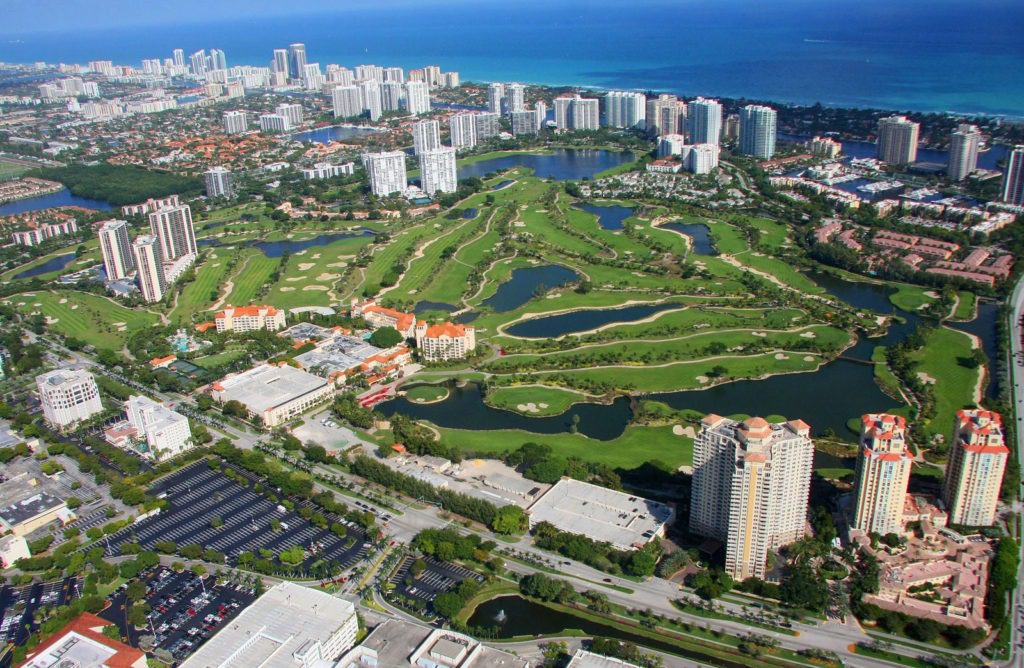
(213, 364), (329, 413)
(527, 478), (674, 551)
(567, 649), (642, 668)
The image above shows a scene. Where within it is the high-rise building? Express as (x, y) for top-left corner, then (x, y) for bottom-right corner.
(189, 50), (207, 78)
(511, 110), (538, 137)
(474, 112), (501, 140)
(327, 66), (354, 86)
(723, 113), (741, 141)
(36, 369), (103, 428)
(487, 83), (504, 114)
(125, 395), (193, 461)
(380, 82), (403, 112)
(506, 83), (526, 113)
(302, 63), (324, 91)
(423, 65), (442, 87)
(97, 219), (135, 281)
(441, 71), (460, 88)
(877, 115), (920, 165)
(690, 414), (814, 580)
(332, 85), (362, 118)
(688, 98), (723, 146)
(449, 113), (477, 149)
(405, 81), (431, 115)
(209, 48), (227, 71)
(259, 113), (289, 133)
(810, 136), (842, 158)
(603, 91), (646, 129)
(535, 102), (547, 130)
(223, 110), (247, 134)
(149, 204), (196, 262)
(412, 119), (441, 155)
(275, 103), (303, 127)
(851, 414), (912, 536)
(383, 67), (405, 83)
(204, 166), (234, 199)
(359, 80), (382, 121)
(948, 124), (981, 181)
(362, 151), (408, 196)
(943, 409), (1009, 527)
(1003, 146), (1024, 205)
(646, 94), (681, 137)
(133, 235), (166, 303)
(173, 49), (185, 69)
(419, 147), (458, 195)
(738, 105), (777, 160)
(272, 49), (289, 76)
(287, 43), (307, 81)
(682, 144), (720, 174)
(554, 95), (599, 131)
(355, 64), (384, 82)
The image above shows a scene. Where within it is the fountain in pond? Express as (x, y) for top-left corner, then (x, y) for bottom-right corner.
(494, 609), (507, 623)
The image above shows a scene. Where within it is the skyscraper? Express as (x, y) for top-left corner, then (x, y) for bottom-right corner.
(690, 414), (814, 580)
(275, 103), (304, 127)
(359, 80), (382, 121)
(487, 83), (504, 114)
(511, 111), (538, 137)
(474, 112), (501, 140)
(1003, 146), (1024, 205)
(36, 369), (103, 428)
(646, 94), (681, 137)
(943, 409), (1009, 527)
(851, 414), (912, 536)
(302, 63), (324, 91)
(419, 147), (458, 195)
(383, 67), (405, 83)
(738, 105), (777, 160)
(173, 49), (185, 69)
(208, 48), (227, 71)
(380, 82), (403, 112)
(327, 66), (354, 86)
(97, 219), (135, 281)
(688, 98), (722, 145)
(332, 86), (362, 118)
(287, 43), (307, 81)
(362, 151), (408, 196)
(603, 91), (647, 129)
(272, 49), (289, 76)
(204, 166), (234, 199)
(506, 83), (526, 113)
(355, 64), (384, 82)
(149, 204), (197, 262)
(877, 115), (920, 165)
(223, 110), (247, 134)
(449, 113), (477, 149)
(133, 235), (166, 303)
(189, 49), (207, 77)
(412, 120), (441, 155)
(554, 95), (599, 131)
(405, 81), (431, 115)
(948, 124), (981, 181)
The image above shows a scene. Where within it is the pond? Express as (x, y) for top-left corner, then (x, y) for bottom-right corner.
(413, 301), (459, 314)
(659, 222), (718, 255)
(0, 189), (113, 216)
(576, 203), (635, 230)
(12, 253), (77, 280)
(198, 230), (375, 257)
(462, 208), (478, 219)
(482, 264), (579, 313)
(505, 302), (682, 338)
(459, 149), (635, 182)
(491, 180), (515, 191)
(289, 125), (380, 144)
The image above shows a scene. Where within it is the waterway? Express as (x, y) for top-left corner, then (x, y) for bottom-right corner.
(576, 203), (635, 231)
(458, 149), (634, 182)
(505, 302), (683, 338)
(777, 132), (1010, 170)
(197, 229), (375, 257)
(0, 189), (113, 216)
(12, 253), (77, 280)
(289, 125), (381, 144)
(467, 595), (749, 667)
(482, 264), (579, 313)
(659, 222), (718, 256)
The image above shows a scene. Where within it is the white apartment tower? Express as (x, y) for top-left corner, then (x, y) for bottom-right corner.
(851, 413), (912, 536)
(647, 94), (682, 137)
(149, 204), (197, 262)
(36, 369), (103, 428)
(738, 105), (777, 160)
(877, 115), (920, 165)
(383, 66), (404, 82)
(275, 103), (304, 127)
(604, 91), (647, 129)
(125, 395), (193, 461)
(204, 166), (234, 198)
(405, 81), (431, 115)
(380, 82), (404, 112)
(272, 49), (289, 77)
(133, 235), (167, 303)
(419, 147), (458, 195)
(449, 113), (477, 149)
(506, 83), (526, 113)
(97, 219), (135, 281)
(691, 414), (814, 580)
(688, 98), (723, 145)
(943, 409), (1009, 527)
(948, 124), (981, 181)
(487, 82), (504, 114)
(223, 110), (247, 134)
(332, 85), (362, 118)
(362, 151), (408, 196)
(359, 80), (383, 121)
(1003, 146), (1024, 205)
(554, 95), (599, 131)
(412, 119), (441, 155)
(474, 112), (501, 140)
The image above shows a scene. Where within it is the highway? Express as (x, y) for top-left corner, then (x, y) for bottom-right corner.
(1002, 275), (1024, 668)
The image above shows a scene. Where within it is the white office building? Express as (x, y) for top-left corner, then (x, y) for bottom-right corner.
(738, 104), (777, 160)
(98, 219), (135, 281)
(125, 395), (192, 461)
(204, 166), (234, 198)
(332, 85), (362, 118)
(877, 115), (920, 165)
(210, 365), (334, 427)
(405, 81), (431, 115)
(419, 147), (458, 195)
(362, 151), (408, 196)
(487, 82), (504, 113)
(148, 203), (196, 262)
(412, 119), (441, 155)
(133, 235), (167, 303)
(948, 123), (981, 181)
(603, 91), (647, 129)
(37, 369), (103, 428)
(449, 113), (477, 149)
(222, 110), (247, 134)
(688, 97), (722, 146)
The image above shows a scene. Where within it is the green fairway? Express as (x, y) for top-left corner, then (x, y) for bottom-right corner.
(7, 290), (158, 350)
(0, 159), (29, 180)
(170, 251), (234, 324)
(404, 384), (450, 403)
(952, 291), (977, 320)
(221, 251), (281, 306)
(889, 284), (938, 313)
(485, 385), (600, 416)
(910, 326), (982, 442)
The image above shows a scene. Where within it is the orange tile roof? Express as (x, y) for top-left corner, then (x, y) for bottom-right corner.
(423, 322), (473, 338)
(19, 612), (145, 668)
(150, 355), (176, 367)
(216, 305), (279, 319)
(195, 322), (216, 332)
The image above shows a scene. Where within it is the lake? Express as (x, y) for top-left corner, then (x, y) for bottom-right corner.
(0, 189), (113, 216)
(459, 149), (634, 182)
(482, 264), (579, 313)
(576, 203), (635, 230)
(289, 125), (381, 144)
(198, 230), (375, 257)
(12, 253), (78, 280)
(505, 302), (683, 338)
(659, 222), (718, 255)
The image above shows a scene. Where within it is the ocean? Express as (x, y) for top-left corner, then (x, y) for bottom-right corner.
(1, 0), (1022, 117)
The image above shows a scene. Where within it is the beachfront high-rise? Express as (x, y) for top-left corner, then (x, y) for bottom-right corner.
(362, 151), (408, 197)
(947, 124), (981, 181)
(603, 91), (647, 129)
(738, 105), (777, 160)
(506, 83), (526, 113)
(487, 82), (504, 114)
(449, 113), (478, 149)
(272, 48), (289, 77)
(332, 85), (362, 118)
(419, 147), (458, 195)
(97, 219), (135, 281)
(646, 94), (682, 137)
(690, 414), (814, 580)
(877, 115), (920, 165)
(412, 119), (441, 155)
(554, 95), (599, 131)
(688, 97), (723, 146)
(359, 80), (382, 121)
(287, 43), (307, 81)
(1002, 146), (1024, 205)
(851, 413), (912, 536)
(204, 166), (234, 199)
(148, 203), (196, 262)
(132, 235), (167, 303)
(943, 409), (1009, 527)
(405, 81), (431, 115)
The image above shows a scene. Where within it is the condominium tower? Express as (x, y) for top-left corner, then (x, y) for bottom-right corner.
(148, 203), (197, 262)
(405, 81), (431, 115)
(132, 235), (167, 303)
(412, 119), (441, 155)
(603, 91), (647, 129)
(223, 110), (247, 134)
(688, 98), (723, 145)
(449, 113), (477, 148)
(362, 151), (408, 196)
(359, 80), (382, 121)
(646, 94), (683, 137)
(419, 147), (458, 195)
(690, 414), (814, 580)
(554, 95), (599, 131)
(97, 219), (135, 281)
(487, 82), (504, 114)
(36, 369), (103, 428)
(287, 43), (307, 81)
(851, 413), (912, 536)
(204, 166), (234, 199)
(506, 83), (526, 113)
(738, 105), (777, 160)
(1001, 146), (1024, 205)
(947, 124), (981, 181)
(332, 85), (362, 118)
(877, 115), (920, 165)
(943, 409), (1009, 527)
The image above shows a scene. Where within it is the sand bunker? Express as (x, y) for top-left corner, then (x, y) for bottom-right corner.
(803, 355), (816, 362)
(286, 276), (306, 282)
(303, 285), (329, 291)
(917, 372), (937, 385)
(751, 331), (767, 337)
(672, 425), (697, 438)
(316, 273), (340, 281)
(695, 375), (709, 384)
(800, 331), (816, 338)
(297, 263), (316, 271)
(774, 353), (789, 360)
(280, 287), (295, 292)
(516, 403), (548, 413)
(58, 298), (68, 304)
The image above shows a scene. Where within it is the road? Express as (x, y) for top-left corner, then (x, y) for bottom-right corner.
(1003, 275), (1024, 668)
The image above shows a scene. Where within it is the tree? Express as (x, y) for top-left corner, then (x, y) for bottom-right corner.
(688, 569), (734, 600)
(490, 506), (527, 535)
(369, 326), (403, 348)
(410, 559), (427, 577)
(126, 581), (147, 602)
(432, 592), (465, 619)
(127, 603), (150, 627)
(780, 561), (828, 612)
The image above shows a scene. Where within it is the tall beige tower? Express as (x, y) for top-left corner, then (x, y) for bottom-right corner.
(943, 409), (1009, 527)
(851, 413), (912, 535)
(690, 415), (814, 580)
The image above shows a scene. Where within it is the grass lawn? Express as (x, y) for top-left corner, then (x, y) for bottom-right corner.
(223, 251), (281, 306)
(436, 423), (692, 470)
(170, 251), (234, 324)
(889, 284), (938, 314)
(0, 159), (29, 179)
(952, 291), (977, 320)
(872, 345), (907, 402)
(7, 290), (157, 350)
(747, 216), (790, 250)
(404, 384), (449, 403)
(735, 252), (825, 294)
(485, 385), (599, 416)
(703, 220), (748, 254)
(910, 326), (981, 442)
(816, 467), (855, 480)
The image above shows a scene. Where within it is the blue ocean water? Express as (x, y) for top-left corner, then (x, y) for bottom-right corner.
(1, 0), (1022, 116)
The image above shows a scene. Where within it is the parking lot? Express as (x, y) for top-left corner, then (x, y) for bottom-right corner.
(100, 566), (256, 663)
(389, 555), (483, 607)
(0, 577), (78, 647)
(104, 461), (372, 576)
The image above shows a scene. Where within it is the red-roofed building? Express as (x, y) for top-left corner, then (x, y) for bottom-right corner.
(149, 355), (176, 368)
(19, 612), (147, 667)
(415, 321), (477, 361)
(852, 413), (912, 536)
(350, 299), (416, 338)
(194, 321), (216, 333)
(214, 305), (286, 333)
